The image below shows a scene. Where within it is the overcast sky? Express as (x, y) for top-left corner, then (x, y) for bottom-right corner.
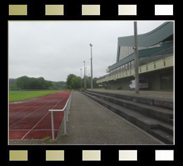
(9, 20), (167, 82)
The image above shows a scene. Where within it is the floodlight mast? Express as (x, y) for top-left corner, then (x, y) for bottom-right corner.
(83, 61), (86, 87)
(90, 43), (93, 90)
(134, 21), (139, 94)
(80, 69), (82, 90)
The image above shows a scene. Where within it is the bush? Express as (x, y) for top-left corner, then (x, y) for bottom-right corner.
(44, 136), (51, 140)
(82, 86), (87, 91)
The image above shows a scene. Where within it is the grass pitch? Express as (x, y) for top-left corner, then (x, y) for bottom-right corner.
(9, 90), (60, 102)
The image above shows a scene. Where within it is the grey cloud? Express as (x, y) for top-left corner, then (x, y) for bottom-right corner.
(9, 21), (166, 81)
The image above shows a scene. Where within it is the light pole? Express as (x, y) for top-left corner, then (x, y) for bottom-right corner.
(85, 66), (87, 88)
(90, 43), (93, 90)
(80, 69), (82, 91)
(134, 21), (139, 94)
(83, 61), (86, 87)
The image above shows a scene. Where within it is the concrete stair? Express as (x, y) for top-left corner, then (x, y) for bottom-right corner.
(85, 90), (173, 109)
(82, 90), (173, 144)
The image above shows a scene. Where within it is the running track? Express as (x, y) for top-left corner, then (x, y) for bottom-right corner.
(9, 91), (71, 140)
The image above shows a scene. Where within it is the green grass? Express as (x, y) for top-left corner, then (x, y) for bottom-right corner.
(44, 136), (51, 140)
(9, 90), (60, 102)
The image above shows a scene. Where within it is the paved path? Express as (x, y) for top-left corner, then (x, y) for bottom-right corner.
(58, 91), (163, 145)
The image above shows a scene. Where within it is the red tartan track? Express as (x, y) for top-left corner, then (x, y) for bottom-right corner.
(9, 91), (71, 140)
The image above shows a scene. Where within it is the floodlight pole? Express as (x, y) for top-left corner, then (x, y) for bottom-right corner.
(90, 43), (93, 90)
(85, 67), (87, 88)
(80, 69), (82, 90)
(83, 61), (86, 87)
(134, 21), (139, 94)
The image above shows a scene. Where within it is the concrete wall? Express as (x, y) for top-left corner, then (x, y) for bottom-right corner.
(106, 76), (133, 90)
(140, 68), (173, 90)
(106, 67), (173, 91)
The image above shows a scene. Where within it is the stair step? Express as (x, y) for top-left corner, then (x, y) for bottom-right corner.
(169, 119), (173, 125)
(85, 91), (173, 123)
(150, 129), (173, 144)
(158, 123), (173, 135)
(83, 92), (173, 144)
(86, 90), (173, 109)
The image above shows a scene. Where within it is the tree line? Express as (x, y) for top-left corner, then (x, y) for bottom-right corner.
(9, 74), (102, 91)
(66, 74), (100, 90)
(10, 76), (66, 90)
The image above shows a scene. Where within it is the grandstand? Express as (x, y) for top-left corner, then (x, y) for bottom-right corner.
(97, 22), (174, 91)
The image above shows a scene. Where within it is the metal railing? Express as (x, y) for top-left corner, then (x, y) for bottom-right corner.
(139, 46), (173, 66)
(97, 47), (173, 83)
(49, 90), (73, 140)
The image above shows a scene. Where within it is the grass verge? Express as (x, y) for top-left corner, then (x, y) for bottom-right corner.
(9, 90), (60, 102)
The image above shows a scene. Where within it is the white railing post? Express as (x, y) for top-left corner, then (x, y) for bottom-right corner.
(68, 94), (71, 114)
(66, 106), (69, 122)
(68, 91), (72, 115)
(49, 91), (73, 140)
(51, 111), (55, 140)
(64, 111), (67, 134)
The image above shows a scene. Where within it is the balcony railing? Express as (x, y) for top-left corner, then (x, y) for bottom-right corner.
(97, 47), (173, 83)
(139, 47), (173, 66)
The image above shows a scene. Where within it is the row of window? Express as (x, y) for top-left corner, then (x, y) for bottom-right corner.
(98, 60), (135, 81)
(109, 60), (135, 76)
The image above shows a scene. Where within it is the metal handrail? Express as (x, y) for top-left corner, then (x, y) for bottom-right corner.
(49, 90), (73, 140)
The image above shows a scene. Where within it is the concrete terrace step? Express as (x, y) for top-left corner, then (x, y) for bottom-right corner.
(86, 90), (173, 110)
(169, 117), (173, 125)
(158, 123), (173, 135)
(85, 91), (173, 124)
(150, 129), (173, 144)
(82, 92), (173, 144)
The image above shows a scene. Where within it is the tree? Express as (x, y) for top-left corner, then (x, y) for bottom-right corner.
(15, 76), (29, 89)
(93, 77), (99, 88)
(66, 74), (75, 89)
(15, 76), (53, 90)
(66, 74), (81, 89)
(45, 81), (52, 89)
(80, 76), (99, 89)
(37, 77), (45, 89)
(71, 76), (81, 89)
(11, 76), (66, 90)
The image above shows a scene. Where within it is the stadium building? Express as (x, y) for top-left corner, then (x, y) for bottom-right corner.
(97, 22), (174, 91)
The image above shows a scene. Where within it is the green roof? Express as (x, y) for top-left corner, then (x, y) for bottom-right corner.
(109, 41), (173, 71)
(116, 22), (173, 62)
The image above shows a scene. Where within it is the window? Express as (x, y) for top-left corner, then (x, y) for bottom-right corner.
(139, 79), (148, 83)
(131, 60), (134, 69)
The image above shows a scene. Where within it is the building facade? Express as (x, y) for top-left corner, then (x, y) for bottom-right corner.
(97, 22), (174, 91)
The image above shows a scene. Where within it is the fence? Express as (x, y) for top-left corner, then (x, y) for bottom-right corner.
(49, 90), (73, 141)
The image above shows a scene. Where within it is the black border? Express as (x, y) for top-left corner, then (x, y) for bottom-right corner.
(1, 0), (180, 166)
